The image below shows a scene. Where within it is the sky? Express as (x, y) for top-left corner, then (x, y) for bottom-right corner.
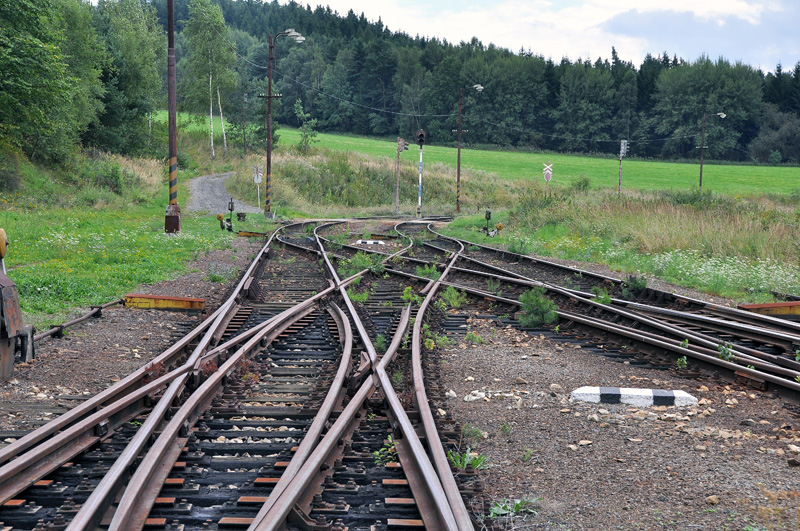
(286, 0), (800, 72)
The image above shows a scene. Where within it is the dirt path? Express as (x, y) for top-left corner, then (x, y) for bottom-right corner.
(186, 172), (261, 214)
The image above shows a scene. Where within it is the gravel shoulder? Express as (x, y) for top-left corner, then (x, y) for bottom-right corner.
(436, 317), (800, 530)
(186, 172), (261, 214)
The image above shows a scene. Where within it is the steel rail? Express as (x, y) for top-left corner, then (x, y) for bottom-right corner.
(558, 310), (800, 395)
(447, 263), (800, 371)
(248, 227), (459, 530)
(33, 298), (125, 342)
(0, 363), (183, 504)
(0, 308), (297, 506)
(316, 226), (461, 529)
(244, 303), (354, 519)
(0, 227), (278, 470)
(408, 226), (474, 530)
(249, 307), (422, 531)
(441, 270), (800, 384)
(68, 223), (337, 529)
(449, 237), (800, 334)
(99, 301), (322, 531)
(74, 222), (340, 530)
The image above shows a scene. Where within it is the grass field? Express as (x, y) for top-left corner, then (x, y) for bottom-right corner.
(3, 112), (795, 326)
(156, 111), (800, 196)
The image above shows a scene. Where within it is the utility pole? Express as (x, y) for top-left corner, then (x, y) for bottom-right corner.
(415, 129), (425, 218)
(242, 91), (247, 156)
(454, 84), (483, 213)
(265, 35), (276, 218)
(457, 88), (463, 213)
(699, 112), (726, 191)
(164, 0), (181, 233)
(262, 29), (304, 219)
(395, 137), (409, 215)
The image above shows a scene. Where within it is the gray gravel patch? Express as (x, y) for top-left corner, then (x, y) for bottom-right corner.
(186, 172), (261, 214)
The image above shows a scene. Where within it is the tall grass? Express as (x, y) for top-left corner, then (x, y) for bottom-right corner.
(225, 147), (525, 217)
(453, 182), (800, 300)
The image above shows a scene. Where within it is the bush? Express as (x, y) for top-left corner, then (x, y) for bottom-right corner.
(416, 263), (441, 281)
(621, 274), (647, 300)
(591, 285), (611, 304)
(518, 287), (558, 327)
(769, 150), (782, 165)
(338, 251), (385, 278)
(569, 175), (591, 192)
(0, 141), (21, 191)
(439, 286), (467, 308)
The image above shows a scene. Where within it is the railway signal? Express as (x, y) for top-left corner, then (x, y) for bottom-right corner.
(543, 160), (553, 195)
(395, 138), (409, 215)
(253, 166), (263, 210)
(618, 139), (628, 194)
(415, 129), (425, 218)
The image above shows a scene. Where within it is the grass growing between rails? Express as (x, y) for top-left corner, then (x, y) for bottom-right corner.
(440, 183), (800, 302)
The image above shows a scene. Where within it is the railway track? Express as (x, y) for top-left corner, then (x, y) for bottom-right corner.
(0, 221), (480, 530)
(3, 217), (800, 530)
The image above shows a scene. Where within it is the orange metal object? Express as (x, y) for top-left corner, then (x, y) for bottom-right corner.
(738, 301), (800, 321)
(124, 294), (205, 312)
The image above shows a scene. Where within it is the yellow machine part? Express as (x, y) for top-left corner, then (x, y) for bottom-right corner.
(0, 229), (7, 259)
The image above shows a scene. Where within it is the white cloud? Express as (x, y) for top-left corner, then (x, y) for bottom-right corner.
(280, 0), (790, 68)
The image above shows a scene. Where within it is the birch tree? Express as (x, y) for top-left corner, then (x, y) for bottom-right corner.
(182, 0), (236, 158)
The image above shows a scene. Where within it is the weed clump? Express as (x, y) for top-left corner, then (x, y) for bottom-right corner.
(416, 263), (441, 281)
(338, 251), (385, 278)
(440, 286), (468, 308)
(518, 287), (558, 327)
(621, 274), (647, 300)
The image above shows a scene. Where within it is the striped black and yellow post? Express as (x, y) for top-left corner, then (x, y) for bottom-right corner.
(164, 0), (181, 233)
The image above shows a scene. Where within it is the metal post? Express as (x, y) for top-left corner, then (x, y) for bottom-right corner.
(457, 88), (463, 213)
(164, 0), (181, 233)
(699, 113), (707, 191)
(395, 138), (401, 215)
(242, 91), (247, 156)
(265, 35), (274, 217)
(417, 144), (423, 219)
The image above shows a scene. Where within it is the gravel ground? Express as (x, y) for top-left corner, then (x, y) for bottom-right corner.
(3, 210), (798, 530)
(436, 317), (800, 530)
(186, 172), (262, 214)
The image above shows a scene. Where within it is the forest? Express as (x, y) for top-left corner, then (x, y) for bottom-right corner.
(3, 0), (800, 180)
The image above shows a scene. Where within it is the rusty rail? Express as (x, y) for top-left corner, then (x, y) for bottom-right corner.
(0, 226), (280, 504)
(33, 298), (124, 342)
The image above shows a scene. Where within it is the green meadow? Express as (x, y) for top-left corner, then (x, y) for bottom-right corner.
(156, 111), (800, 196)
(4, 112), (800, 328)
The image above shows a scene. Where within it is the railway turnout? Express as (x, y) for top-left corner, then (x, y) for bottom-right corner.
(1, 219), (799, 530)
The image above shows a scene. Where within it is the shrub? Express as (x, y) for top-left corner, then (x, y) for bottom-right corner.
(375, 333), (387, 355)
(569, 175), (591, 192)
(591, 285), (612, 304)
(447, 448), (488, 470)
(518, 287), (558, 327)
(440, 286), (468, 308)
(338, 251), (385, 278)
(621, 274), (647, 300)
(416, 263), (441, 281)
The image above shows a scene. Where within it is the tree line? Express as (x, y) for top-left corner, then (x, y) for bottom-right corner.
(3, 0), (800, 171)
